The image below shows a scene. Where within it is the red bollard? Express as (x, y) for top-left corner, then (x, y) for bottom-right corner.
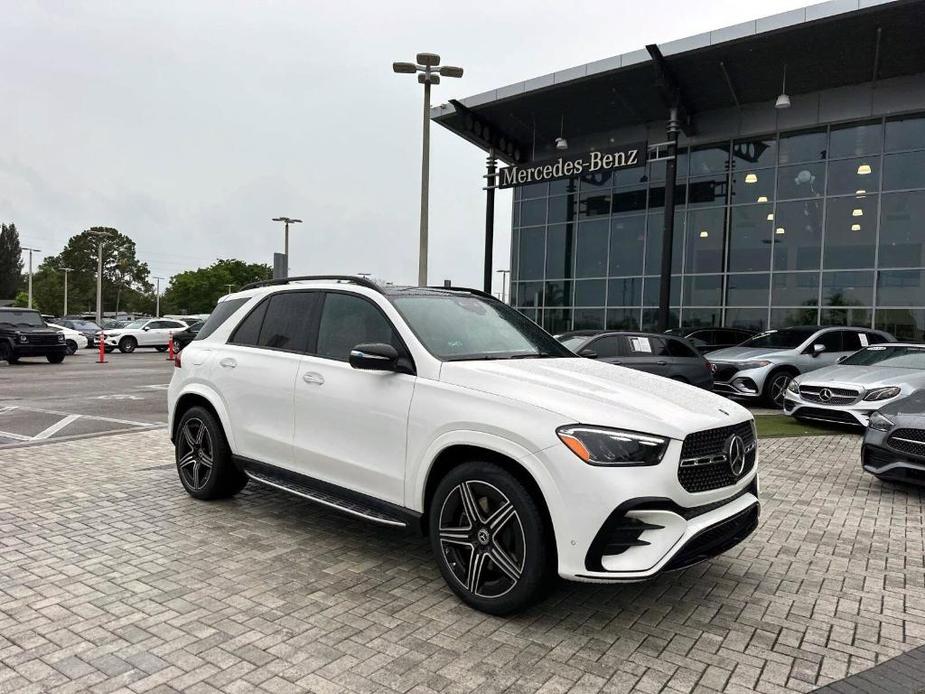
(97, 332), (108, 364)
(166, 333), (175, 361)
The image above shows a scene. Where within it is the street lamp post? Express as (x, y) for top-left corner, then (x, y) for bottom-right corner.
(153, 276), (164, 317)
(496, 269), (510, 304)
(22, 247), (40, 309)
(60, 266), (74, 316)
(87, 230), (112, 325)
(225, 283), (234, 295)
(271, 217), (302, 278)
(393, 53), (463, 286)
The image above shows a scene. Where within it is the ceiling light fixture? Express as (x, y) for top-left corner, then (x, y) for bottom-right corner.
(775, 65), (791, 110)
(700, 230), (709, 238)
(856, 189), (867, 195)
(852, 208), (863, 217)
(851, 223), (861, 231)
(776, 227), (785, 235)
(857, 163), (872, 175)
(745, 173), (758, 184)
(757, 195), (768, 203)
(555, 115), (568, 150)
(767, 213), (774, 221)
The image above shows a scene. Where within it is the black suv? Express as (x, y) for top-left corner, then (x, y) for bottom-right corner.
(0, 308), (67, 364)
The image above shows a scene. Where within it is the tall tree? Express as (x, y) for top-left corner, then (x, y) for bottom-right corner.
(162, 259), (272, 314)
(0, 224), (24, 299)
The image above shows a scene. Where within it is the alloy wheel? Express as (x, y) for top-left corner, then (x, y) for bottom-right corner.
(770, 373), (792, 407)
(177, 417), (214, 491)
(438, 480), (526, 599)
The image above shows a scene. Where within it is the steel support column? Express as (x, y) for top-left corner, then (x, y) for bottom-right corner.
(483, 148), (496, 293)
(658, 107), (681, 332)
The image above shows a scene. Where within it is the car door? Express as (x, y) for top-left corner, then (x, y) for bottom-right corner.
(138, 319), (162, 346)
(208, 291), (317, 469)
(291, 291), (415, 505)
(618, 335), (671, 377)
(802, 330), (845, 371)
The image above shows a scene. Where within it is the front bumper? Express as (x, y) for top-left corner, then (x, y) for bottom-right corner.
(14, 344), (67, 357)
(862, 429), (925, 485)
(711, 365), (772, 399)
(783, 393), (897, 428)
(532, 431), (760, 583)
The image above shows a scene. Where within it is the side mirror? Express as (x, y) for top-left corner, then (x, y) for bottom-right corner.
(811, 343), (826, 357)
(142, 326), (150, 331)
(349, 343), (399, 371)
(578, 348), (598, 359)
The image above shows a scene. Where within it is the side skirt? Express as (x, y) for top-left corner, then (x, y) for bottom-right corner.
(233, 456), (424, 534)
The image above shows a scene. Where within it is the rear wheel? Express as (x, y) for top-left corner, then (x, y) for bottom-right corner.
(118, 336), (137, 353)
(429, 462), (551, 615)
(763, 370), (794, 408)
(175, 406), (247, 500)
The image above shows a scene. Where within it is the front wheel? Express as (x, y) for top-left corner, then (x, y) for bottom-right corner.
(763, 370), (794, 408)
(175, 406), (247, 500)
(47, 353), (65, 364)
(118, 336), (137, 353)
(0, 342), (18, 364)
(429, 462), (551, 615)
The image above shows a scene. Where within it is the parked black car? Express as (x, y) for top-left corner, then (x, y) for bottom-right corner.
(0, 307), (67, 364)
(171, 319), (204, 352)
(863, 390), (925, 486)
(664, 327), (756, 354)
(557, 330), (714, 389)
(56, 318), (103, 347)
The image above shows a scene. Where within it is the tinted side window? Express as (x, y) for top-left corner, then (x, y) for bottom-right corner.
(257, 292), (319, 351)
(814, 331), (843, 351)
(197, 298), (247, 340)
(316, 293), (399, 361)
(230, 300), (268, 346)
(866, 332), (890, 345)
(147, 321), (167, 329)
(666, 338), (698, 358)
(589, 336), (622, 358)
(841, 331), (863, 351)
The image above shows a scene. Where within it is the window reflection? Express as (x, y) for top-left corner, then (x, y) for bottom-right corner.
(606, 308), (640, 330)
(822, 271), (874, 306)
(778, 129), (826, 164)
(609, 216), (645, 276)
(823, 196), (878, 269)
(685, 207), (725, 274)
(877, 270), (925, 307)
(683, 274), (723, 306)
(726, 274), (770, 307)
(883, 151), (925, 191)
(545, 224), (573, 280)
(827, 157), (879, 196)
(777, 162), (826, 199)
(885, 114), (925, 152)
(575, 220), (609, 278)
(607, 277), (642, 306)
(773, 200), (823, 271)
(730, 168), (774, 204)
(829, 120), (882, 158)
(729, 204), (773, 272)
(772, 272), (819, 307)
(879, 192), (925, 268)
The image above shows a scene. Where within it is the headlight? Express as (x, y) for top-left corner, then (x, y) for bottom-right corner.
(18, 334), (28, 343)
(57, 334), (64, 342)
(736, 360), (771, 370)
(868, 411), (894, 432)
(864, 386), (901, 402)
(786, 380), (800, 395)
(556, 425), (668, 466)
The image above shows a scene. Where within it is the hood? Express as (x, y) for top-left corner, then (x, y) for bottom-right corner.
(798, 364), (925, 389)
(439, 357), (750, 441)
(707, 346), (787, 362)
(880, 390), (925, 420)
(15, 326), (60, 336)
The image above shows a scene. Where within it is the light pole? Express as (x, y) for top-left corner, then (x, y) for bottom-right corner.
(271, 217), (302, 278)
(87, 229), (112, 325)
(225, 283), (234, 295)
(22, 247), (40, 309)
(60, 266), (74, 316)
(496, 269), (510, 304)
(393, 53), (463, 286)
(153, 276), (164, 317)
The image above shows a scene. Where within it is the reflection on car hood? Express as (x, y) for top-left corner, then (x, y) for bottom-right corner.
(439, 357), (750, 440)
(878, 390), (925, 425)
(798, 364), (925, 389)
(707, 346), (786, 362)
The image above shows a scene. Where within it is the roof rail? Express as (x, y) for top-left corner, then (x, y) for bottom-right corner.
(240, 275), (385, 293)
(426, 285), (498, 301)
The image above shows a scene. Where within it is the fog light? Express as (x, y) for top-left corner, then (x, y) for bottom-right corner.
(732, 378), (758, 394)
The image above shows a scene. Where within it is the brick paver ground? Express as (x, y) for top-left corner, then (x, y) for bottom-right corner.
(0, 431), (923, 693)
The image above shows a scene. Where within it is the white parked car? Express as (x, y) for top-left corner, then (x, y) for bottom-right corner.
(103, 318), (188, 353)
(784, 343), (925, 427)
(167, 277), (760, 614)
(47, 322), (89, 355)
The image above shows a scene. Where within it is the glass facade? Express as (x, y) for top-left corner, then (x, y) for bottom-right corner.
(510, 113), (925, 341)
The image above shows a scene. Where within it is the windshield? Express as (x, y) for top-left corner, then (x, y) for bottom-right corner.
(392, 294), (574, 361)
(0, 310), (45, 328)
(123, 320), (146, 329)
(842, 345), (925, 368)
(740, 328), (815, 350)
(560, 336), (589, 351)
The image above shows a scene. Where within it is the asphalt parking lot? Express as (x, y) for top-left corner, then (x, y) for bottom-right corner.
(0, 350), (171, 447)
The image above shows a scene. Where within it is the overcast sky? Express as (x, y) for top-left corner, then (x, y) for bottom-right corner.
(2, 0), (811, 295)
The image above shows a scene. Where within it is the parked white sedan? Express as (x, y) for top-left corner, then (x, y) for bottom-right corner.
(102, 318), (188, 353)
(47, 322), (89, 355)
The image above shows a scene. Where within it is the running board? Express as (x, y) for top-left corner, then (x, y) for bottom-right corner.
(236, 457), (421, 531)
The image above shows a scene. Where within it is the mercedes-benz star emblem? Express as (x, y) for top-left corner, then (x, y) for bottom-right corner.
(476, 528), (490, 545)
(726, 434), (746, 478)
(819, 388), (833, 402)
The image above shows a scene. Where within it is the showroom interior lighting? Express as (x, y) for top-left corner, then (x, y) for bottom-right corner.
(857, 163), (872, 175)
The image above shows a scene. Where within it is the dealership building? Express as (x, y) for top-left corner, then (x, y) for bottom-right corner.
(433, 0), (925, 339)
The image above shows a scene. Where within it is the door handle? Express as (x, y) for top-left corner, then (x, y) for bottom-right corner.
(656, 360), (668, 366)
(302, 372), (325, 386)
(219, 357), (237, 369)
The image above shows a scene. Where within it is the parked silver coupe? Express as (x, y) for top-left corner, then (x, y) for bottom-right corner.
(783, 343), (925, 427)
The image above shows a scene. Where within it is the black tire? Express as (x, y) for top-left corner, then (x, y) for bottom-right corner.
(65, 340), (78, 355)
(104, 346), (114, 353)
(763, 369), (796, 408)
(175, 406), (247, 500)
(155, 346), (168, 352)
(118, 336), (137, 353)
(429, 461), (551, 615)
(0, 342), (18, 364)
(46, 353), (65, 364)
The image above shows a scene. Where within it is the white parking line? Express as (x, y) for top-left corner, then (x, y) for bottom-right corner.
(0, 430), (33, 442)
(32, 414), (81, 440)
(0, 405), (160, 428)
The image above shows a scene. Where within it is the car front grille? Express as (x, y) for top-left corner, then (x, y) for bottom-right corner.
(678, 421), (756, 493)
(793, 407), (860, 425)
(888, 428), (925, 458)
(27, 335), (60, 346)
(798, 385), (859, 405)
(712, 365), (739, 382)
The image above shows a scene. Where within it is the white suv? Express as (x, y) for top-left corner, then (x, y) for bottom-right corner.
(167, 277), (760, 614)
(103, 318), (188, 353)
